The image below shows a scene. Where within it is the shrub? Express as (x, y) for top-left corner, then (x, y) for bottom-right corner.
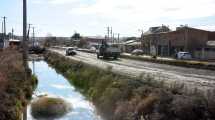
(31, 97), (71, 119)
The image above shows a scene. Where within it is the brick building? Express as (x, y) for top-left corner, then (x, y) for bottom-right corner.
(142, 26), (215, 59)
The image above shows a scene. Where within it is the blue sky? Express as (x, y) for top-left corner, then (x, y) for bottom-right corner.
(0, 0), (215, 37)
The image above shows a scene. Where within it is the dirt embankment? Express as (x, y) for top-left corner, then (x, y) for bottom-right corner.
(0, 49), (37, 120)
(45, 51), (215, 120)
(121, 54), (215, 71)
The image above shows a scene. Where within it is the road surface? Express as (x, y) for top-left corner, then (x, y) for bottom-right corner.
(50, 49), (215, 92)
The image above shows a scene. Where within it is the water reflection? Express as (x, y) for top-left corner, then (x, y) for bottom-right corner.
(28, 61), (103, 120)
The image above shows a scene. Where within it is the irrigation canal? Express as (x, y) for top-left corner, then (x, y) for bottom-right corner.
(27, 61), (103, 120)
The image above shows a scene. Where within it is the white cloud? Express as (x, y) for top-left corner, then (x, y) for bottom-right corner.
(48, 0), (78, 4)
(195, 25), (215, 31)
(70, 0), (215, 20)
(29, 0), (215, 36)
(67, 0), (215, 36)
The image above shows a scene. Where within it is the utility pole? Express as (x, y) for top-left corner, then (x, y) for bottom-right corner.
(1, 16), (7, 45)
(113, 33), (115, 43)
(110, 27), (113, 43)
(23, 0), (28, 72)
(32, 27), (35, 46)
(2, 16), (6, 35)
(23, 0), (28, 119)
(11, 28), (14, 39)
(107, 27), (110, 41)
(27, 24), (32, 40)
(1, 21), (3, 33)
(117, 33), (120, 43)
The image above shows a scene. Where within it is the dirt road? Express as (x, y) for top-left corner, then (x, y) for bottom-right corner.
(50, 49), (215, 92)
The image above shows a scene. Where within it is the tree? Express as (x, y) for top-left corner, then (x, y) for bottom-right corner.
(44, 34), (57, 47)
(71, 32), (81, 40)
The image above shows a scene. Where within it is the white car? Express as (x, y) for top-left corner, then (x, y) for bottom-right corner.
(176, 52), (192, 60)
(131, 49), (144, 56)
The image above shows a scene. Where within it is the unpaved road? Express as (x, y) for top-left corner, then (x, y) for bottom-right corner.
(50, 49), (215, 92)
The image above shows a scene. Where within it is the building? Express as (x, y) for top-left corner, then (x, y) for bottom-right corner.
(142, 25), (171, 56)
(142, 26), (215, 59)
(124, 40), (142, 53)
(9, 39), (21, 48)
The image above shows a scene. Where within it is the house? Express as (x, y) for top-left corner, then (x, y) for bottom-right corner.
(9, 39), (21, 48)
(142, 25), (215, 59)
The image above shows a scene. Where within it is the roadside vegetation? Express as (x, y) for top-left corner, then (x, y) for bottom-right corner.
(45, 51), (215, 120)
(0, 49), (37, 120)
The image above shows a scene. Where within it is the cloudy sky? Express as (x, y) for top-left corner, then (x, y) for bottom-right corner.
(0, 0), (215, 37)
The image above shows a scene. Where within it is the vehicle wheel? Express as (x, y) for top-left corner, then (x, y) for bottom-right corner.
(97, 54), (100, 59)
(113, 56), (118, 60)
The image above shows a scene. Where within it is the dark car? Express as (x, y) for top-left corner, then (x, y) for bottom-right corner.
(66, 48), (77, 56)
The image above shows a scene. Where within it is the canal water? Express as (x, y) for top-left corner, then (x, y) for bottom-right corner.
(28, 61), (103, 120)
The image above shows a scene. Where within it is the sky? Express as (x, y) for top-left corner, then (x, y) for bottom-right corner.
(0, 0), (215, 37)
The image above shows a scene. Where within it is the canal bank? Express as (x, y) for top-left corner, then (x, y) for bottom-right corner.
(0, 49), (37, 120)
(45, 51), (215, 120)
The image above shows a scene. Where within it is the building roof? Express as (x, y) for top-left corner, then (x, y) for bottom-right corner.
(144, 25), (171, 35)
(124, 40), (141, 46)
(9, 39), (21, 42)
(126, 42), (141, 46)
(124, 40), (137, 44)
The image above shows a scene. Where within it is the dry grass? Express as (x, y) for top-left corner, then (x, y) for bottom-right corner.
(0, 49), (37, 120)
(45, 51), (215, 120)
(31, 97), (71, 119)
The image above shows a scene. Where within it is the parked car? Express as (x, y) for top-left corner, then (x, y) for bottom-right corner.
(131, 49), (144, 56)
(66, 48), (77, 56)
(176, 52), (192, 60)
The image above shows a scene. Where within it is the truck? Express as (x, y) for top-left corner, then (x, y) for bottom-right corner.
(96, 41), (121, 59)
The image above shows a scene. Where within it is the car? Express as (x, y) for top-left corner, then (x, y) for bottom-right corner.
(176, 52), (192, 60)
(66, 48), (77, 56)
(131, 49), (144, 56)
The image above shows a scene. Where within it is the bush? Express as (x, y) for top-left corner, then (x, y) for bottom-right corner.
(31, 97), (71, 119)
